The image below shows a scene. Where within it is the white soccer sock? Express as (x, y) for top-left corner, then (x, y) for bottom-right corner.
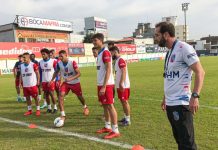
(54, 104), (57, 110)
(125, 115), (130, 122)
(112, 124), (119, 133)
(38, 95), (41, 101)
(27, 105), (32, 111)
(23, 97), (26, 101)
(105, 122), (111, 129)
(36, 106), (40, 111)
(61, 111), (66, 117)
(83, 104), (87, 109)
(44, 100), (47, 105)
(48, 105), (52, 110)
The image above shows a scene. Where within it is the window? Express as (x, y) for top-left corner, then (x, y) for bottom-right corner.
(18, 38), (25, 42)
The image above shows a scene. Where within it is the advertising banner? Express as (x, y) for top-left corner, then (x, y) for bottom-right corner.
(17, 15), (73, 32)
(116, 44), (136, 54)
(95, 21), (107, 29)
(68, 43), (85, 56)
(0, 42), (68, 58)
(136, 45), (146, 54)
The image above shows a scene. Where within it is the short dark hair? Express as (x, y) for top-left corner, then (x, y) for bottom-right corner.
(92, 33), (104, 42)
(30, 53), (35, 57)
(59, 50), (67, 55)
(155, 22), (175, 37)
(108, 41), (115, 46)
(109, 46), (120, 53)
(18, 55), (23, 57)
(92, 47), (98, 50)
(40, 48), (50, 54)
(50, 49), (55, 54)
(23, 52), (30, 56)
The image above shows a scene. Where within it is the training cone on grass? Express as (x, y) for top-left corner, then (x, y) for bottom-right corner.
(132, 145), (145, 150)
(28, 124), (37, 129)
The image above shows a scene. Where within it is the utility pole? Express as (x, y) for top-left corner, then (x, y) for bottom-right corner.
(182, 3), (190, 42)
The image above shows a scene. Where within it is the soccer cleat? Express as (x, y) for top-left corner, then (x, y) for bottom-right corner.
(17, 97), (22, 102)
(119, 118), (126, 123)
(24, 110), (32, 116)
(40, 104), (47, 109)
(52, 109), (58, 114)
(46, 109), (52, 113)
(121, 120), (131, 126)
(96, 127), (112, 134)
(83, 107), (89, 116)
(104, 132), (120, 139)
(21, 97), (26, 102)
(36, 110), (41, 116)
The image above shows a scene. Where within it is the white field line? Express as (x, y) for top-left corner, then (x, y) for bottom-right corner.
(0, 95), (218, 110)
(0, 117), (151, 150)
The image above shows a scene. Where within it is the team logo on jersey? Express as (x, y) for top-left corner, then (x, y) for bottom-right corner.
(44, 63), (48, 67)
(170, 54), (176, 62)
(187, 53), (197, 59)
(25, 68), (28, 72)
(65, 67), (68, 72)
(173, 111), (180, 121)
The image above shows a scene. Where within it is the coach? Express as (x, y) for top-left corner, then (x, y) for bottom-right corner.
(155, 22), (205, 150)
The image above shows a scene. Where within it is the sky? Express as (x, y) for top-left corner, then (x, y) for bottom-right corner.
(0, 0), (218, 40)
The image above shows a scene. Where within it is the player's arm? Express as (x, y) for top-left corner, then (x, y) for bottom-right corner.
(161, 95), (166, 111)
(119, 59), (127, 92)
(51, 63), (60, 82)
(189, 62), (205, 114)
(13, 63), (17, 78)
(65, 68), (81, 82)
(19, 71), (22, 88)
(33, 64), (40, 85)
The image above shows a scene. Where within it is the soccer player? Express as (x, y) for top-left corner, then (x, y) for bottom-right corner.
(154, 22), (205, 149)
(50, 50), (89, 121)
(109, 46), (131, 126)
(20, 53), (40, 116)
(50, 49), (61, 99)
(108, 41), (115, 49)
(30, 53), (42, 101)
(13, 55), (24, 102)
(92, 33), (120, 139)
(39, 48), (57, 114)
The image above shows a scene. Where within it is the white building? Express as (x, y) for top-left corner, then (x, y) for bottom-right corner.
(84, 16), (108, 40)
(162, 16), (188, 41)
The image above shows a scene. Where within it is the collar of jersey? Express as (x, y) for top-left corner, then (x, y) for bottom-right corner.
(63, 61), (68, 67)
(24, 63), (29, 67)
(43, 58), (50, 62)
(98, 47), (105, 55)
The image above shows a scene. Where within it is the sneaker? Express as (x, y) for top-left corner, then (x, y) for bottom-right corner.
(36, 110), (40, 116)
(21, 97), (26, 102)
(46, 109), (52, 113)
(83, 107), (89, 116)
(96, 127), (112, 134)
(119, 118), (126, 123)
(40, 104), (47, 109)
(17, 97), (22, 102)
(104, 132), (120, 139)
(52, 109), (58, 114)
(24, 110), (32, 116)
(121, 120), (131, 126)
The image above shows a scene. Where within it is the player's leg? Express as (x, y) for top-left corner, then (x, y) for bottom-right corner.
(31, 86), (40, 116)
(49, 91), (57, 114)
(40, 91), (47, 109)
(59, 91), (66, 120)
(45, 91), (52, 113)
(24, 96), (32, 116)
(37, 85), (42, 101)
(15, 78), (22, 102)
(72, 83), (89, 115)
(104, 104), (120, 139)
(120, 101), (131, 125)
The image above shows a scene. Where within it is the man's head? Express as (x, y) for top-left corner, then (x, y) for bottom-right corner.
(154, 22), (175, 47)
(92, 33), (104, 48)
(22, 53), (30, 63)
(50, 49), (55, 58)
(109, 46), (120, 60)
(108, 41), (115, 49)
(40, 48), (50, 60)
(18, 55), (23, 62)
(92, 47), (98, 58)
(30, 53), (36, 61)
(58, 50), (67, 62)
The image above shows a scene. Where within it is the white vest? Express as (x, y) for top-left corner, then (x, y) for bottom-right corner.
(115, 57), (130, 88)
(97, 48), (114, 86)
(58, 60), (80, 84)
(21, 62), (37, 87)
(39, 59), (56, 82)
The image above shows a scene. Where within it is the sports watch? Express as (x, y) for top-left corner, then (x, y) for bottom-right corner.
(191, 92), (200, 98)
